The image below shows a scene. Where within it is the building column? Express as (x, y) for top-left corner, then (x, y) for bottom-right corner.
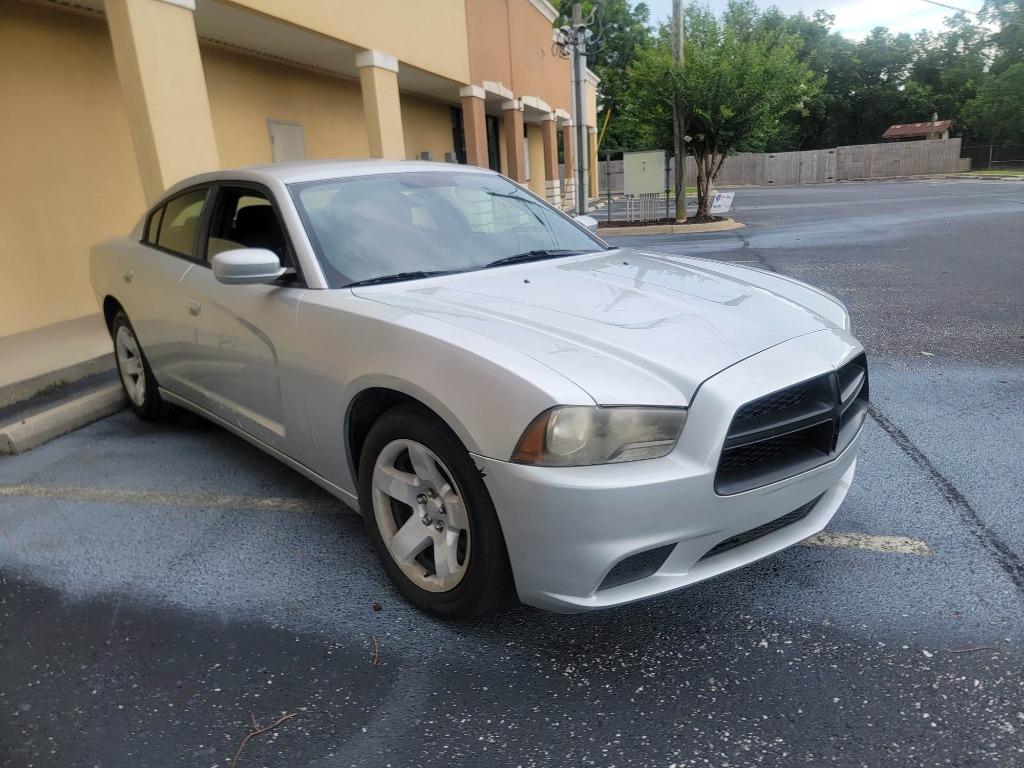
(459, 85), (488, 168)
(501, 100), (525, 182)
(540, 115), (561, 207)
(105, 0), (219, 204)
(588, 127), (599, 199)
(356, 50), (405, 159)
(561, 123), (576, 211)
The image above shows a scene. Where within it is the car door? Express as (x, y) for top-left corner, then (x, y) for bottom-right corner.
(177, 182), (306, 453)
(126, 186), (211, 392)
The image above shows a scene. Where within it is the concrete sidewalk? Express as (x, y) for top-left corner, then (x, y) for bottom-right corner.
(0, 314), (113, 407)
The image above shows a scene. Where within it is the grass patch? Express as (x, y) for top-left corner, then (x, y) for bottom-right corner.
(964, 169), (1024, 176)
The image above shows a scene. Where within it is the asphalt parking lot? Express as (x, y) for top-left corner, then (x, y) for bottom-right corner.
(2, 178), (1023, 767)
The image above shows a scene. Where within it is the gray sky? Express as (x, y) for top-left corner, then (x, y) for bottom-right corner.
(641, 0), (985, 39)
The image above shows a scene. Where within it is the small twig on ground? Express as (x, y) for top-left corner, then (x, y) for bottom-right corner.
(947, 646), (995, 654)
(371, 636), (381, 666)
(229, 712), (297, 768)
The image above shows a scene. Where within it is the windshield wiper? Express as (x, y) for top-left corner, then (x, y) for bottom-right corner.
(483, 250), (592, 269)
(345, 270), (456, 288)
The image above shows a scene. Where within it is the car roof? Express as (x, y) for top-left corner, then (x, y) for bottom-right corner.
(165, 159), (496, 195)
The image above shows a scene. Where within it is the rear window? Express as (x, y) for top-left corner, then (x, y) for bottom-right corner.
(146, 188), (208, 259)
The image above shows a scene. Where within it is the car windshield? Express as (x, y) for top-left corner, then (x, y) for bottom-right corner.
(290, 171), (605, 287)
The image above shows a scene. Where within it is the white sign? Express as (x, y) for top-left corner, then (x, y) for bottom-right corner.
(710, 191), (735, 214)
(623, 150), (666, 196)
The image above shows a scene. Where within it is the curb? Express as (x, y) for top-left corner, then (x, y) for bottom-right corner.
(0, 383), (126, 455)
(0, 353), (114, 409)
(599, 218), (745, 236)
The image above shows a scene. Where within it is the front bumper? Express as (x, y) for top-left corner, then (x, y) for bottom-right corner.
(476, 330), (865, 613)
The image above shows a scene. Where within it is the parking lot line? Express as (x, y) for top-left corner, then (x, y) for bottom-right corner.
(801, 531), (931, 555)
(0, 482), (931, 556)
(0, 482), (341, 514)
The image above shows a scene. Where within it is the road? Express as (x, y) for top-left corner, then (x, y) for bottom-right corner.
(2, 179), (1023, 767)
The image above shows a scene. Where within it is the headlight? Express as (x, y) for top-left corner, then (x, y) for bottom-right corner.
(511, 406), (686, 466)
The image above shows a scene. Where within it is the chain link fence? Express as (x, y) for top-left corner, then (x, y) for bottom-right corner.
(961, 144), (1024, 171)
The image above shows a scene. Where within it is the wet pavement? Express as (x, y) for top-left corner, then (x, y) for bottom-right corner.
(2, 178), (1022, 766)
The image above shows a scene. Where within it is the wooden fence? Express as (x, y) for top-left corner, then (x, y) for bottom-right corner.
(582, 138), (964, 193)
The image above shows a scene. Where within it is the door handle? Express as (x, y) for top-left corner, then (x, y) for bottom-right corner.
(185, 298), (202, 315)
(123, 269), (134, 283)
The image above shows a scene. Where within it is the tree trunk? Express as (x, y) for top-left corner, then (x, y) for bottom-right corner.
(693, 147), (723, 222)
(694, 150), (711, 221)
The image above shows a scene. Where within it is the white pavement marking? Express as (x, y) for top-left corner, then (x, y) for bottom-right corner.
(801, 531), (931, 556)
(0, 483), (344, 514)
(0, 483), (930, 556)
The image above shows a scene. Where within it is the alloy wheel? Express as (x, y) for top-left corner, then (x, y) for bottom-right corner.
(371, 438), (471, 592)
(115, 325), (146, 407)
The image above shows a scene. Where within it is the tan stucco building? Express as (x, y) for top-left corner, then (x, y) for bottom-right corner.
(0, 0), (600, 338)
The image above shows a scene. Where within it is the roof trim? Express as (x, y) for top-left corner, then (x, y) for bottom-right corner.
(527, 0), (559, 23)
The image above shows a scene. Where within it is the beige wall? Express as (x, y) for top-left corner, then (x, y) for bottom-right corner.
(203, 45), (368, 166)
(466, 0), (570, 114)
(465, 0), (513, 88)
(585, 75), (599, 129)
(526, 124), (546, 196)
(401, 96), (455, 161)
(0, 3), (145, 336)
(231, 0), (471, 84)
(507, 1), (569, 111)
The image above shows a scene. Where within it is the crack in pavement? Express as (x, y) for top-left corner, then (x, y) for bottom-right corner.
(866, 403), (1024, 592)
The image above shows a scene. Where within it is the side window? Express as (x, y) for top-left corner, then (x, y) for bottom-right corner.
(155, 189), (208, 259)
(206, 187), (291, 269)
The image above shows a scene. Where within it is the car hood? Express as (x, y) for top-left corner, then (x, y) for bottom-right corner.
(353, 248), (840, 406)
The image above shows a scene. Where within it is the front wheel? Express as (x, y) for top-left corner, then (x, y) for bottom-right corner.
(358, 405), (513, 618)
(112, 311), (170, 421)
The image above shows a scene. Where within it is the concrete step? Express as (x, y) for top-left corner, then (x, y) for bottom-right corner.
(0, 375), (125, 455)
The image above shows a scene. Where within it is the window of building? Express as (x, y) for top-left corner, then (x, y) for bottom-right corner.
(485, 115), (501, 173)
(449, 106), (467, 164)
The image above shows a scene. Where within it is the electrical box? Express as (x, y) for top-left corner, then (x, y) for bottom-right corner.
(623, 150), (666, 196)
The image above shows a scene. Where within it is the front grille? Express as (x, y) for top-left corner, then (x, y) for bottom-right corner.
(698, 495), (822, 561)
(733, 381), (814, 426)
(715, 354), (868, 495)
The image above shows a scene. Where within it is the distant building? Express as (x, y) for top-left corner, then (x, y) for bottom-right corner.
(882, 118), (952, 142)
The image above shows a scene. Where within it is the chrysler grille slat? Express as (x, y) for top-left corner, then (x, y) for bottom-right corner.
(715, 354), (869, 495)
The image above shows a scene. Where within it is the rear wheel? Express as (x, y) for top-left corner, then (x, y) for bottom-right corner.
(112, 311), (169, 421)
(358, 405), (513, 618)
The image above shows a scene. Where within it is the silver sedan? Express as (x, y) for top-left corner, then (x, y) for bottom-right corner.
(90, 160), (867, 617)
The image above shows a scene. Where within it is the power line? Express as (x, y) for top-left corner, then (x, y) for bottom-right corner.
(919, 0), (979, 16)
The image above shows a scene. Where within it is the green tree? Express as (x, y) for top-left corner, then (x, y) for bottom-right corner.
(982, 0), (1024, 74)
(554, 0), (654, 151)
(631, 2), (815, 220)
(960, 62), (1024, 143)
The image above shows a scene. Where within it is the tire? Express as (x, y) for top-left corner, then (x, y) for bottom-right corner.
(358, 404), (513, 618)
(111, 310), (170, 421)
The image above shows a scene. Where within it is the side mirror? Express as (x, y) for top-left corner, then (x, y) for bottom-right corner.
(574, 214), (599, 234)
(211, 248), (286, 285)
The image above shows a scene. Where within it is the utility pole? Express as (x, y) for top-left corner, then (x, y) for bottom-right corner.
(555, 3), (596, 216)
(571, 2), (590, 215)
(672, 0), (686, 221)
